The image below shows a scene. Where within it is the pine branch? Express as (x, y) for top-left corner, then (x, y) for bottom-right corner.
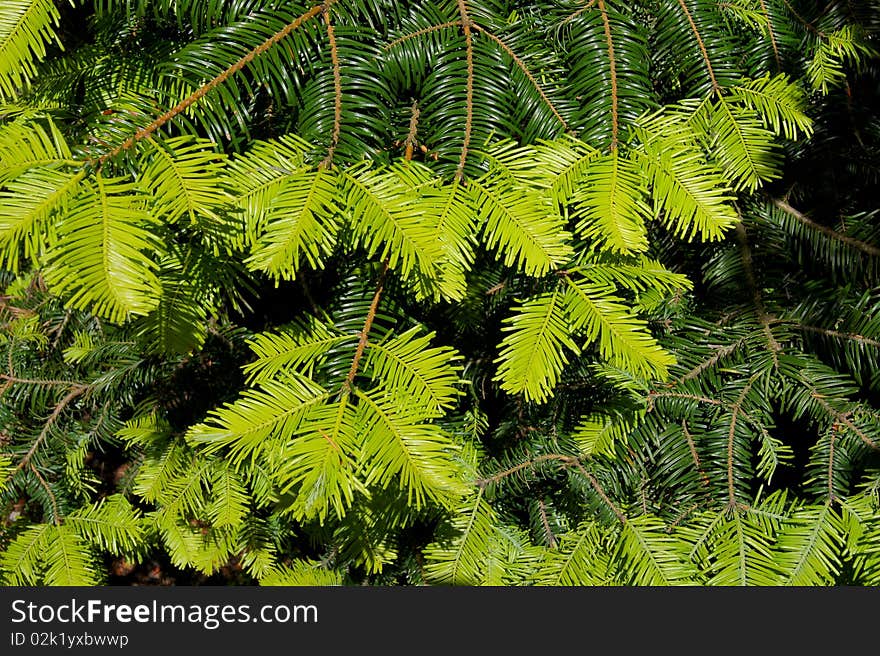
(93, 3), (327, 164)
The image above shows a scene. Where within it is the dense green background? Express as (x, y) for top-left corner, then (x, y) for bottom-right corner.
(0, 0), (878, 585)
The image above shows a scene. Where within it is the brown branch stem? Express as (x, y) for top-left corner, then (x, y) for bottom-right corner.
(470, 24), (568, 131)
(345, 262), (390, 389)
(455, 0), (475, 182)
(773, 198), (880, 257)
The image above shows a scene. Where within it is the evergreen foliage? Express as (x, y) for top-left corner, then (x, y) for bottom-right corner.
(0, 0), (878, 585)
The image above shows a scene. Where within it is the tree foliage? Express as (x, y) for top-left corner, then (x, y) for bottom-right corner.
(0, 0), (878, 585)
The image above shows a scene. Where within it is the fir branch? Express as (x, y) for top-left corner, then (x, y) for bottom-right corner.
(404, 100), (420, 162)
(773, 198), (880, 257)
(682, 419), (711, 486)
(790, 324), (880, 349)
(345, 262), (390, 389)
(563, 0), (598, 23)
(595, 0), (619, 148)
(810, 393), (878, 451)
(537, 498), (557, 548)
(674, 0), (720, 92)
(94, 4), (327, 164)
(320, 7), (343, 170)
(30, 463), (60, 525)
(646, 390), (723, 409)
(455, 0), (474, 182)
(757, 0), (781, 69)
(735, 219), (781, 365)
(674, 339), (746, 385)
(383, 21), (463, 50)
(470, 24), (568, 131)
(14, 384), (89, 472)
(727, 376), (758, 508)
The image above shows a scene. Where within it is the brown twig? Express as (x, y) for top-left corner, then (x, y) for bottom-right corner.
(321, 7), (343, 170)
(344, 262), (390, 389)
(773, 198), (880, 257)
(404, 100), (420, 162)
(15, 385), (89, 473)
(383, 21), (463, 50)
(674, 0), (720, 93)
(734, 219), (781, 367)
(596, 0), (619, 148)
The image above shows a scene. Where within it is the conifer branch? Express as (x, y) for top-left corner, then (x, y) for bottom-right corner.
(455, 0), (475, 182)
(30, 463), (60, 525)
(674, 339), (746, 385)
(596, 0), (619, 148)
(790, 324), (880, 349)
(773, 198), (880, 257)
(810, 393), (878, 451)
(537, 498), (557, 548)
(404, 100), (420, 162)
(757, 0), (782, 69)
(476, 453), (578, 487)
(646, 390), (723, 409)
(735, 220), (781, 365)
(777, 0), (822, 35)
(827, 424), (837, 502)
(674, 0), (720, 92)
(94, 4), (326, 164)
(682, 419), (711, 486)
(383, 21), (463, 50)
(344, 262), (390, 389)
(14, 385), (88, 473)
(575, 462), (627, 524)
(321, 7), (343, 170)
(563, 0), (598, 23)
(727, 376), (757, 508)
(470, 24), (569, 131)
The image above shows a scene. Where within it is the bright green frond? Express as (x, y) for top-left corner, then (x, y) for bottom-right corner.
(0, 167), (84, 271)
(694, 98), (780, 192)
(727, 74), (813, 140)
(273, 396), (364, 522)
(187, 373), (331, 463)
(342, 162), (444, 282)
(43, 173), (162, 323)
(354, 386), (467, 508)
(243, 320), (354, 385)
(469, 170), (573, 276)
(613, 515), (700, 585)
(246, 167), (340, 280)
(260, 560), (343, 586)
(66, 495), (144, 553)
(141, 135), (231, 224)
(41, 526), (98, 585)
